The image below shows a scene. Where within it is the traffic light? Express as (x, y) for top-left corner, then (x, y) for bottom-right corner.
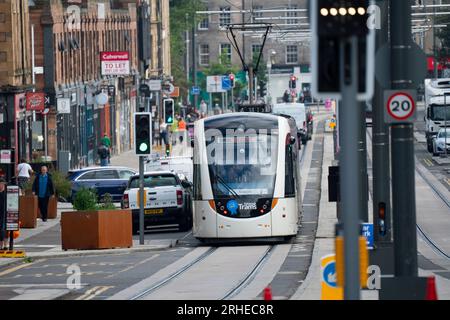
(163, 98), (175, 124)
(134, 112), (152, 155)
(289, 76), (297, 89)
(260, 81), (267, 97)
(229, 73), (235, 88)
(311, 0), (374, 100)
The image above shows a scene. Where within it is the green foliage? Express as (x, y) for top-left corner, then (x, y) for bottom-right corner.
(170, 0), (206, 98)
(73, 188), (117, 211)
(73, 188), (98, 211)
(50, 170), (71, 200)
(97, 193), (117, 211)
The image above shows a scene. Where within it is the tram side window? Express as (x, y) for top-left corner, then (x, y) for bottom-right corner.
(193, 164), (203, 200)
(285, 144), (296, 197)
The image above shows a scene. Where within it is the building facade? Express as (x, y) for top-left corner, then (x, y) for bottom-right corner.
(195, 0), (309, 69)
(0, 0), (33, 179)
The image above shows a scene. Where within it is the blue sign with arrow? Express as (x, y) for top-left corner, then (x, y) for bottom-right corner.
(222, 76), (232, 91)
(191, 86), (200, 95)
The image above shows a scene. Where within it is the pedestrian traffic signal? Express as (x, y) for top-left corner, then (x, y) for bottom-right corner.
(163, 99), (175, 124)
(289, 76), (297, 89)
(134, 112), (152, 155)
(311, 0), (375, 101)
(229, 73), (235, 88)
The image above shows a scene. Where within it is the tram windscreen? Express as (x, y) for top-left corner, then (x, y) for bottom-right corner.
(206, 131), (278, 198)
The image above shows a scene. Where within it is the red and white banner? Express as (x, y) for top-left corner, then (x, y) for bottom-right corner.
(101, 51), (130, 76)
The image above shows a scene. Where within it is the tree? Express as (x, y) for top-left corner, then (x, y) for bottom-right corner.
(169, 0), (206, 101)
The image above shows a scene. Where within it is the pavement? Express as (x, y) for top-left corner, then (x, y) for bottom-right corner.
(0, 145), (192, 270)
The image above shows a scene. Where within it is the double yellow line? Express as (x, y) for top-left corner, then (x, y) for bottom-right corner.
(76, 286), (114, 300)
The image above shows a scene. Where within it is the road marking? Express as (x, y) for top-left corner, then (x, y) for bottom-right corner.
(105, 254), (160, 279)
(83, 286), (114, 300)
(424, 158), (433, 167)
(445, 178), (450, 187)
(76, 286), (102, 300)
(0, 261), (40, 277)
(180, 231), (193, 241)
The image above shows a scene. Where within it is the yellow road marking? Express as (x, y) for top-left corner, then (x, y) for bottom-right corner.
(83, 286), (114, 300)
(0, 261), (39, 277)
(76, 286), (101, 300)
(424, 158), (433, 167)
(445, 178), (450, 187)
(105, 254), (160, 279)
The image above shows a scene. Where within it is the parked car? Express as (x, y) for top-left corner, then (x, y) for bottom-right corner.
(121, 171), (193, 233)
(67, 166), (137, 203)
(432, 128), (450, 156)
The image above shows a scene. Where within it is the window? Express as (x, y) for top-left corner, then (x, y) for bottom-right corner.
(96, 170), (119, 180)
(252, 5), (263, 20)
(219, 6), (231, 26)
(286, 5), (298, 25)
(286, 45), (298, 64)
(129, 175), (178, 189)
(220, 43), (232, 64)
(199, 44), (210, 66)
(252, 44), (262, 57)
(285, 139), (296, 197)
(199, 17), (209, 30)
(78, 171), (97, 180)
(119, 170), (135, 180)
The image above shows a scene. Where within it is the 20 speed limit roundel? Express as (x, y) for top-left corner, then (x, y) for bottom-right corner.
(386, 92), (415, 121)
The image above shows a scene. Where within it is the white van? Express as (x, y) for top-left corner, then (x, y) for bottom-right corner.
(272, 103), (312, 144)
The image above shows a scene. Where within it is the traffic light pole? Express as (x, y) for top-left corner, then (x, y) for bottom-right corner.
(340, 36), (361, 300)
(139, 156), (145, 245)
(390, 1), (418, 277)
(372, 0), (392, 245)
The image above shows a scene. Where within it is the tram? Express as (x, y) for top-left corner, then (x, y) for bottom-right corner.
(192, 112), (302, 241)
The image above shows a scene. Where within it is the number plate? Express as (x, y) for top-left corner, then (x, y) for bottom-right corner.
(145, 208), (164, 215)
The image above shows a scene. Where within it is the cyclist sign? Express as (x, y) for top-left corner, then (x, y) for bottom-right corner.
(384, 90), (417, 124)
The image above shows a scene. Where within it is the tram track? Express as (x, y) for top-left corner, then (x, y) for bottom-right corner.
(221, 246), (275, 300)
(130, 247), (218, 300)
(367, 129), (450, 261)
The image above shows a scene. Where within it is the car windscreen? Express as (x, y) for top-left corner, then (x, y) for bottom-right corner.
(128, 174), (178, 189)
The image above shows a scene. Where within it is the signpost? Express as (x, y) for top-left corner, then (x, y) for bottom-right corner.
(321, 254), (343, 300)
(362, 223), (374, 250)
(207, 76), (226, 93)
(26, 92), (45, 112)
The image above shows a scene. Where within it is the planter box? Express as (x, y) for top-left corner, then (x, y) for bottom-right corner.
(38, 196), (58, 219)
(19, 195), (38, 229)
(61, 210), (133, 250)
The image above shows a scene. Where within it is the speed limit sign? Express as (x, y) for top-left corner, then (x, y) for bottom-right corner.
(384, 90), (417, 124)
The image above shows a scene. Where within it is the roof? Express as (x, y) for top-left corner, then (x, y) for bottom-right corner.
(69, 166), (137, 173)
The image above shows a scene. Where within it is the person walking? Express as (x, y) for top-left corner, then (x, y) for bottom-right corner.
(32, 166), (55, 222)
(16, 159), (34, 191)
(0, 177), (8, 249)
(101, 133), (111, 163)
(97, 144), (109, 167)
(178, 117), (186, 144)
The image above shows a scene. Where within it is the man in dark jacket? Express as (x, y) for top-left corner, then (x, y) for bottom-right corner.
(32, 166), (55, 222)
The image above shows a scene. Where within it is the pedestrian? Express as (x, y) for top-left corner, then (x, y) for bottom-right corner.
(0, 177), (8, 249)
(200, 100), (208, 116)
(16, 159), (34, 191)
(171, 115), (179, 145)
(32, 166), (55, 222)
(101, 133), (111, 163)
(97, 144), (109, 167)
(178, 117), (186, 143)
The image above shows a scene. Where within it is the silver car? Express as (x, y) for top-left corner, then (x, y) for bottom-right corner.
(432, 128), (450, 156)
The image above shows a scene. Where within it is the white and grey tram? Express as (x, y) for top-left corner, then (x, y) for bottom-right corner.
(192, 112), (302, 241)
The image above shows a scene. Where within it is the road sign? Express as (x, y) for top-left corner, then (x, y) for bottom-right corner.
(149, 80), (162, 91)
(163, 83), (175, 95)
(170, 87), (180, 98)
(384, 90), (417, 124)
(321, 254), (343, 300)
(191, 86), (200, 95)
(57, 98), (71, 114)
(361, 223), (374, 250)
(222, 76), (232, 91)
(207, 76), (226, 93)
